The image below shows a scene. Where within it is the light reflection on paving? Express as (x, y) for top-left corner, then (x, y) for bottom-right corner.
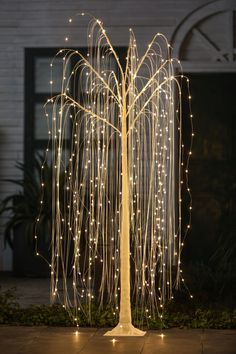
(0, 276), (236, 353)
(0, 327), (235, 354)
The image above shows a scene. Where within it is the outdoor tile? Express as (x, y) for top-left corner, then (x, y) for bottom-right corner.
(0, 327), (236, 354)
(204, 351), (236, 354)
(141, 338), (203, 354)
(79, 337), (144, 353)
(202, 329), (236, 354)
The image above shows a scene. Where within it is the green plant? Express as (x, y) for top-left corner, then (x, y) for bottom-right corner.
(1, 303), (236, 329)
(0, 286), (236, 329)
(0, 155), (63, 249)
(0, 287), (19, 324)
(0, 287), (19, 307)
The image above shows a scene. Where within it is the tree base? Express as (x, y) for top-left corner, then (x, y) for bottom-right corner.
(104, 323), (146, 336)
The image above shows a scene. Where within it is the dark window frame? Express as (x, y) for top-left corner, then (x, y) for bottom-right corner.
(24, 46), (127, 168)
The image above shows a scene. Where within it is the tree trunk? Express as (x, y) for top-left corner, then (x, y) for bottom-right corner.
(104, 80), (146, 336)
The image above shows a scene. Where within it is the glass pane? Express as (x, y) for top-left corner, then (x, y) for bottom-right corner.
(75, 55), (118, 94)
(35, 148), (70, 169)
(35, 57), (65, 93)
(35, 148), (52, 166)
(35, 103), (51, 140)
(35, 103), (71, 140)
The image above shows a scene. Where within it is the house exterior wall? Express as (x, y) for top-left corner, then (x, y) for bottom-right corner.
(0, 0), (225, 270)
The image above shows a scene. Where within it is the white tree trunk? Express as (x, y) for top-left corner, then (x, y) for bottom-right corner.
(104, 82), (146, 336)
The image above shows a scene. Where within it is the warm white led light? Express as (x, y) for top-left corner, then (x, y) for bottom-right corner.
(36, 14), (194, 337)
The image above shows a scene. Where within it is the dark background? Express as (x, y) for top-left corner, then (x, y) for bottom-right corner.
(182, 73), (236, 305)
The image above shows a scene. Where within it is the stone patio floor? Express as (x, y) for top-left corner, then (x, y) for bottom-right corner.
(0, 327), (236, 354)
(0, 274), (236, 353)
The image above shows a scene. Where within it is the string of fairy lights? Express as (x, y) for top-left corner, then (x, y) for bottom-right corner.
(34, 13), (194, 328)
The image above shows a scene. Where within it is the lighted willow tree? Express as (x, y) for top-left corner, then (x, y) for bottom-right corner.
(40, 14), (193, 336)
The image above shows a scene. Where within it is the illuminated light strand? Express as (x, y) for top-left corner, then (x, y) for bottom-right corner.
(35, 14), (194, 334)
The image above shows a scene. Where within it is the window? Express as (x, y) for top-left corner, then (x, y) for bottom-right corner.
(24, 47), (127, 168)
(25, 48), (70, 167)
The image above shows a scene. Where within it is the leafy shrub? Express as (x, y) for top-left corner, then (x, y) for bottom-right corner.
(0, 287), (236, 329)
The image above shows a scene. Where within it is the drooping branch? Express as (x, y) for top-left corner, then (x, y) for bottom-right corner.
(125, 59), (169, 119)
(72, 51), (122, 105)
(125, 33), (170, 97)
(51, 94), (121, 134)
(127, 77), (178, 134)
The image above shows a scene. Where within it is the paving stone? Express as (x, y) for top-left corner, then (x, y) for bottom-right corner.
(0, 327), (236, 354)
(1, 275), (236, 353)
